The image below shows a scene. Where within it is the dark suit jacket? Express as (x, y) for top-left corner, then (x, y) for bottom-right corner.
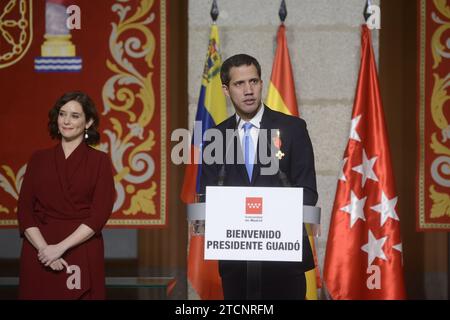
(200, 105), (318, 279)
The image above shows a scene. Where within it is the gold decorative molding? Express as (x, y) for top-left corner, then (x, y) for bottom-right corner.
(102, 0), (167, 226)
(0, 164), (26, 221)
(422, 0), (450, 228)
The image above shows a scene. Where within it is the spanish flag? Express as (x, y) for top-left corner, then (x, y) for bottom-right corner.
(181, 24), (227, 299)
(265, 23), (322, 300)
(265, 24), (299, 116)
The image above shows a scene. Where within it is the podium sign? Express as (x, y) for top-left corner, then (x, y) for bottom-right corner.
(204, 186), (303, 262)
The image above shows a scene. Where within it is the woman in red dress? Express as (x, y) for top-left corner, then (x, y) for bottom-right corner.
(17, 91), (115, 299)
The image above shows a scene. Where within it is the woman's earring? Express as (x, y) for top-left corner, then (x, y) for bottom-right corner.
(85, 129), (88, 139)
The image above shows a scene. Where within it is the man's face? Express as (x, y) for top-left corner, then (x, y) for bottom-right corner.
(222, 64), (263, 121)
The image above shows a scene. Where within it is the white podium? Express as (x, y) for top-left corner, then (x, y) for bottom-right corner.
(187, 186), (321, 299)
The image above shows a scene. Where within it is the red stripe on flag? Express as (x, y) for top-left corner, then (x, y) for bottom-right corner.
(270, 24), (299, 117)
(187, 235), (223, 300)
(180, 146), (200, 204)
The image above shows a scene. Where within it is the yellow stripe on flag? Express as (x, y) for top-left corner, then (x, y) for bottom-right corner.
(203, 24), (227, 125)
(265, 82), (292, 116)
(305, 223), (319, 300)
(305, 269), (318, 300)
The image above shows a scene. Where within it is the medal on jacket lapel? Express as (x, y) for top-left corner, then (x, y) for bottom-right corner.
(273, 130), (285, 160)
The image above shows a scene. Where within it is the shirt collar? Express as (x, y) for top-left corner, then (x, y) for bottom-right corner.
(235, 104), (264, 130)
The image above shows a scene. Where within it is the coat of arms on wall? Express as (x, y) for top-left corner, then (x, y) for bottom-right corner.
(0, 0), (33, 69)
(34, 0), (82, 72)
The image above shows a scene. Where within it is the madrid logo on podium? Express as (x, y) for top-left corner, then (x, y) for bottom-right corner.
(245, 197), (263, 222)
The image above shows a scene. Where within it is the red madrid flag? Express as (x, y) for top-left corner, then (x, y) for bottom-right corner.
(323, 25), (406, 299)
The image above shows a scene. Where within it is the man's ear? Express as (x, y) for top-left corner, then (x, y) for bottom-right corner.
(86, 119), (94, 129)
(222, 85), (230, 97)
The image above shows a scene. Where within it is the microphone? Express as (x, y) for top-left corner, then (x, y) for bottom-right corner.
(218, 116), (241, 186)
(277, 169), (291, 187)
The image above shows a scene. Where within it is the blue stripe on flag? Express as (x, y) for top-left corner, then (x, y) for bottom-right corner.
(193, 85), (217, 193)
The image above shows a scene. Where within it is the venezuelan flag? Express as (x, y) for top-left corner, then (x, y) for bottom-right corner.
(181, 24), (227, 203)
(265, 23), (322, 300)
(182, 24), (227, 300)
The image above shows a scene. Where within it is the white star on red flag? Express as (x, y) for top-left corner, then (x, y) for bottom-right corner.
(352, 148), (379, 187)
(392, 243), (402, 253)
(349, 114), (362, 142)
(370, 191), (399, 226)
(339, 157), (348, 182)
(340, 191), (367, 228)
(361, 230), (388, 266)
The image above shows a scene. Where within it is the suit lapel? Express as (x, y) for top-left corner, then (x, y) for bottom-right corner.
(251, 106), (276, 185)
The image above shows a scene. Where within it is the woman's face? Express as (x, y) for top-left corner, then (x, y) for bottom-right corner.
(57, 100), (92, 143)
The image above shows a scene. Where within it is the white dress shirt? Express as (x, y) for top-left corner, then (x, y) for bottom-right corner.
(235, 104), (264, 164)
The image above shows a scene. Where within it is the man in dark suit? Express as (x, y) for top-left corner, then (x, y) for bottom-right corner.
(200, 54), (318, 300)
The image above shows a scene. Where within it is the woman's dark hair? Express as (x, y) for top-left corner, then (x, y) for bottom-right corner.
(48, 91), (100, 145)
(220, 53), (262, 87)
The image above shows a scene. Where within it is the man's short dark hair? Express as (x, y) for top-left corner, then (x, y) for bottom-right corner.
(220, 54), (261, 87)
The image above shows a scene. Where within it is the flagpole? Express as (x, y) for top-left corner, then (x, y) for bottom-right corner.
(363, 0), (371, 22)
(210, 0), (218, 22)
(279, 0), (287, 23)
